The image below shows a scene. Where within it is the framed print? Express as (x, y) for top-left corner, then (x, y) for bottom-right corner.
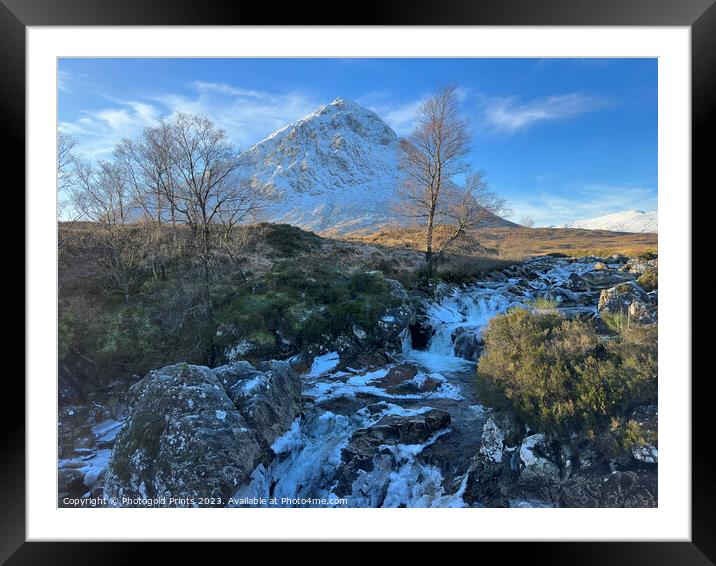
(7, 0), (710, 561)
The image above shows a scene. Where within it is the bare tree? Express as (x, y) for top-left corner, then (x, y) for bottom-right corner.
(501, 216), (535, 260)
(57, 132), (78, 192)
(398, 85), (505, 274)
(70, 157), (142, 302)
(57, 133), (83, 247)
(115, 122), (178, 282)
(162, 113), (263, 314)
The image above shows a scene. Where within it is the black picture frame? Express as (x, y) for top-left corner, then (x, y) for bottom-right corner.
(6, 0), (707, 561)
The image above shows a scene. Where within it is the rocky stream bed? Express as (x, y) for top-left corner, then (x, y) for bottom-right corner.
(58, 254), (658, 508)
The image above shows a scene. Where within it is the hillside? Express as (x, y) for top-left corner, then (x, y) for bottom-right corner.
(350, 224), (658, 258)
(561, 210), (657, 233)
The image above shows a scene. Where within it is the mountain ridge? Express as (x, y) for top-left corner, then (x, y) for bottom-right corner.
(560, 210), (657, 233)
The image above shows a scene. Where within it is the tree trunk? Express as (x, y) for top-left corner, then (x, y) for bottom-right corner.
(425, 207), (436, 276)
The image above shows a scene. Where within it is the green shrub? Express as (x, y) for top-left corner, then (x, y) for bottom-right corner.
(476, 309), (657, 443)
(260, 223), (322, 256)
(529, 296), (559, 311)
(435, 255), (514, 284)
(636, 267), (658, 292)
(213, 267), (402, 358)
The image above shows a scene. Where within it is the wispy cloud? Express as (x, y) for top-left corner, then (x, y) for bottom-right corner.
(60, 82), (320, 158)
(57, 69), (91, 94)
(150, 81), (320, 148)
(505, 184), (657, 226)
(59, 100), (163, 158)
(358, 91), (424, 136)
(482, 93), (606, 134)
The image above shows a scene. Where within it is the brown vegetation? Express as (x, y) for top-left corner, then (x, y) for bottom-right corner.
(350, 224), (657, 259)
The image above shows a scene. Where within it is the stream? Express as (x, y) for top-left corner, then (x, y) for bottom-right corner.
(230, 256), (614, 508)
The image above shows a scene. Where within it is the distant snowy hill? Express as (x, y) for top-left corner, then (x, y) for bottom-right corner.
(561, 210), (657, 233)
(238, 97), (514, 233)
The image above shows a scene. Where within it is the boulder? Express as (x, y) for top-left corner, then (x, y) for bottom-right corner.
(518, 434), (560, 483)
(368, 409), (451, 445)
(598, 281), (655, 323)
(624, 257), (658, 275)
(563, 273), (591, 292)
(582, 270), (633, 290)
(451, 327), (484, 361)
(334, 409), (450, 498)
(104, 361), (301, 507)
(215, 360), (301, 450)
(479, 416), (507, 464)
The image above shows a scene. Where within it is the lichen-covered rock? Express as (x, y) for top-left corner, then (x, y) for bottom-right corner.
(104, 361), (301, 507)
(623, 257), (658, 275)
(215, 360), (301, 450)
(518, 434), (560, 483)
(563, 272), (592, 292)
(479, 416), (507, 464)
(598, 281), (655, 323)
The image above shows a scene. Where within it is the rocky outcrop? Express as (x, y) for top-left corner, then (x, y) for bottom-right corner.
(103, 361), (301, 507)
(518, 434), (560, 483)
(214, 360), (301, 450)
(334, 408), (451, 501)
(561, 470), (657, 507)
(464, 412), (657, 508)
(598, 281), (656, 323)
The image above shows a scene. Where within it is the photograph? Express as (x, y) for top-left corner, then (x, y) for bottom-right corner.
(55, 57), (660, 510)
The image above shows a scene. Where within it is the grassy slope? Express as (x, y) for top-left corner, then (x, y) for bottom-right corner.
(348, 225), (658, 258)
(58, 221), (657, 389)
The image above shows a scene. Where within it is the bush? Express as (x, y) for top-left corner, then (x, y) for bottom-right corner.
(636, 267), (658, 292)
(529, 296), (559, 311)
(259, 223), (322, 256)
(213, 265), (403, 358)
(476, 309), (657, 444)
(435, 255), (514, 284)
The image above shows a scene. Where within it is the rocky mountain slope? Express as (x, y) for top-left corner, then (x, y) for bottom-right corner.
(238, 97), (514, 233)
(561, 210), (657, 233)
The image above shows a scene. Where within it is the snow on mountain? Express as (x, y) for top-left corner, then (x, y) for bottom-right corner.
(238, 97), (513, 233)
(561, 210), (657, 233)
(238, 97), (401, 233)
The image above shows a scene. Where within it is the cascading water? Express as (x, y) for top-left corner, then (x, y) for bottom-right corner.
(402, 285), (520, 372)
(229, 257), (610, 508)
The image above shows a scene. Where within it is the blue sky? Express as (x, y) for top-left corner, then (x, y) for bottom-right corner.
(58, 58), (657, 226)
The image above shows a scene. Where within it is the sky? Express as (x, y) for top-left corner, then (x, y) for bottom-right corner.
(58, 58), (657, 226)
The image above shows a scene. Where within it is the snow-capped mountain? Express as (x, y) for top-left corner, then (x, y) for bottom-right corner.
(238, 97), (513, 233)
(238, 97), (401, 233)
(561, 210), (657, 233)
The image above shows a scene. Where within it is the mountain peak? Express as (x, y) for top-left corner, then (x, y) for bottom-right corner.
(329, 97), (360, 110)
(237, 98), (510, 233)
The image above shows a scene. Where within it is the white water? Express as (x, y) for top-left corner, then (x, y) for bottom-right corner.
(233, 257), (610, 508)
(402, 285), (521, 372)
